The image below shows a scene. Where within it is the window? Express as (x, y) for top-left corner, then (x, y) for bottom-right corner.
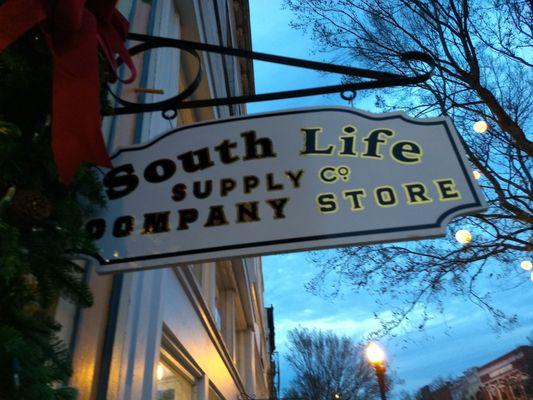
(155, 359), (194, 400)
(209, 386), (223, 400)
(156, 325), (203, 400)
(190, 264), (203, 288)
(214, 285), (223, 330)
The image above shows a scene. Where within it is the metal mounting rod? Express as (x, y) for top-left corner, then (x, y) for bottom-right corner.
(106, 32), (435, 117)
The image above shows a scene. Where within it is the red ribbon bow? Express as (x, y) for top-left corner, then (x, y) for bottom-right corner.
(0, 0), (136, 183)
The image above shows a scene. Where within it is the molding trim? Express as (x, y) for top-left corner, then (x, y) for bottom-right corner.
(161, 323), (204, 379)
(173, 266), (246, 394)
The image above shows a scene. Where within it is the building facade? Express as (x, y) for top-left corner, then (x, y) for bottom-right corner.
(53, 1), (276, 399)
(478, 346), (533, 400)
(450, 368), (483, 400)
(416, 346), (533, 400)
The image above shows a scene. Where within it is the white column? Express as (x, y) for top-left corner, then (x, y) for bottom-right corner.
(202, 262), (217, 312)
(105, 269), (165, 400)
(243, 329), (256, 397)
(196, 376), (209, 400)
(222, 290), (236, 361)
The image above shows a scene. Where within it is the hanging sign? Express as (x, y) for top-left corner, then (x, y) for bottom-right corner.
(86, 107), (487, 273)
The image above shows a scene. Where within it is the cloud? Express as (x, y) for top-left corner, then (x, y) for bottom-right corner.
(276, 314), (383, 343)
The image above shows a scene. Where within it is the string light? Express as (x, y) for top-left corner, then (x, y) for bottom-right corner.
(473, 120), (489, 133)
(455, 229), (472, 245)
(520, 260), (532, 271)
(472, 170), (481, 180)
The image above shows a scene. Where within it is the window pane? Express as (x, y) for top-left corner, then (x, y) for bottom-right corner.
(209, 387), (222, 400)
(155, 361), (193, 400)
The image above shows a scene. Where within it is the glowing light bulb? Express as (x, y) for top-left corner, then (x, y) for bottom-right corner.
(472, 170), (481, 180)
(366, 342), (386, 365)
(473, 120), (489, 133)
(156, 364), (164, 381)
(455, 229), (472, 245)
(520, 260), (532, 271)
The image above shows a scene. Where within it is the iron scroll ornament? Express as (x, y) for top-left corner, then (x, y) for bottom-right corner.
(106, 32), (436, 117)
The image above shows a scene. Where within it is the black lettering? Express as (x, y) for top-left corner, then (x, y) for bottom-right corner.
(86, 219), (106, 240)
(236, 202), (261, 223)
(178, 148), (214, 173)
(215, 139), (240, 164)
(266, 173), (283, 191)
(241, 131), (277, 160)
(339, 125), (358, 156)
(143, 159), (176, 183)
(404, 183), (431, 203)
(193, 180), (212, 199)
(204, 206), (229, 227)
(141, 212), (171, 234)
(286, 170), (304, 188)
(243, 175), (260, 194)
(343, 189), (366, 210)
(266, 198), (289, 219)
(177, 209), (199, 230)
(103, 164), (139, 200)
(221, 179), (237, 197)
(362, 129), (395, 159)
(171, 183), (187, 202)
(300, 127), (334, 155)
(113, 216), (134, 237)
(375, 187), (397, 206)
(391, 141), (422, 164)
(435, 179), (461, 200)
(319, 167), (337, 183)
(317, 193), (337, 213)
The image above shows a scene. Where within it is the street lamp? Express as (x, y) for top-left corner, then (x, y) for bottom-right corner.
(366, 342), (387, 400)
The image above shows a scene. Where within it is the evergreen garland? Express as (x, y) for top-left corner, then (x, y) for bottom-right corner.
(0, 22), (106, 400)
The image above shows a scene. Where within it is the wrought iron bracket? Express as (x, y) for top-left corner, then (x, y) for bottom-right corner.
(106, 32), (435, 117)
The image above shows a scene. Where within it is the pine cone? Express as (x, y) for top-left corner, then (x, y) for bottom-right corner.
(22, 301), (41, 316)
(21, 274), (41, 315)
(21, 273), (39, 291)
(9, 189), (52, 221)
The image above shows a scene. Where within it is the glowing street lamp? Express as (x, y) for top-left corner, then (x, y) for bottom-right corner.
(366, 342), (387, 400)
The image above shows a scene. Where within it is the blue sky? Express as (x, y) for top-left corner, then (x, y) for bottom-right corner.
(261, 252), (532, 396)
(247, 0), (533, 397)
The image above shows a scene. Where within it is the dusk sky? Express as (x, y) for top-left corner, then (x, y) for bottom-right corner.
(247, 0), (533, 398)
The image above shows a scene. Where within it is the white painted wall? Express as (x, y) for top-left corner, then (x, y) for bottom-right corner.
(98, 1), (271, 400)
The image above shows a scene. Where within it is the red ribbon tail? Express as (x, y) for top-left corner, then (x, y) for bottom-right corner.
(97, 10), (137, 83)
(0, 0), (47, 51)
(51, 9), (111, 184)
